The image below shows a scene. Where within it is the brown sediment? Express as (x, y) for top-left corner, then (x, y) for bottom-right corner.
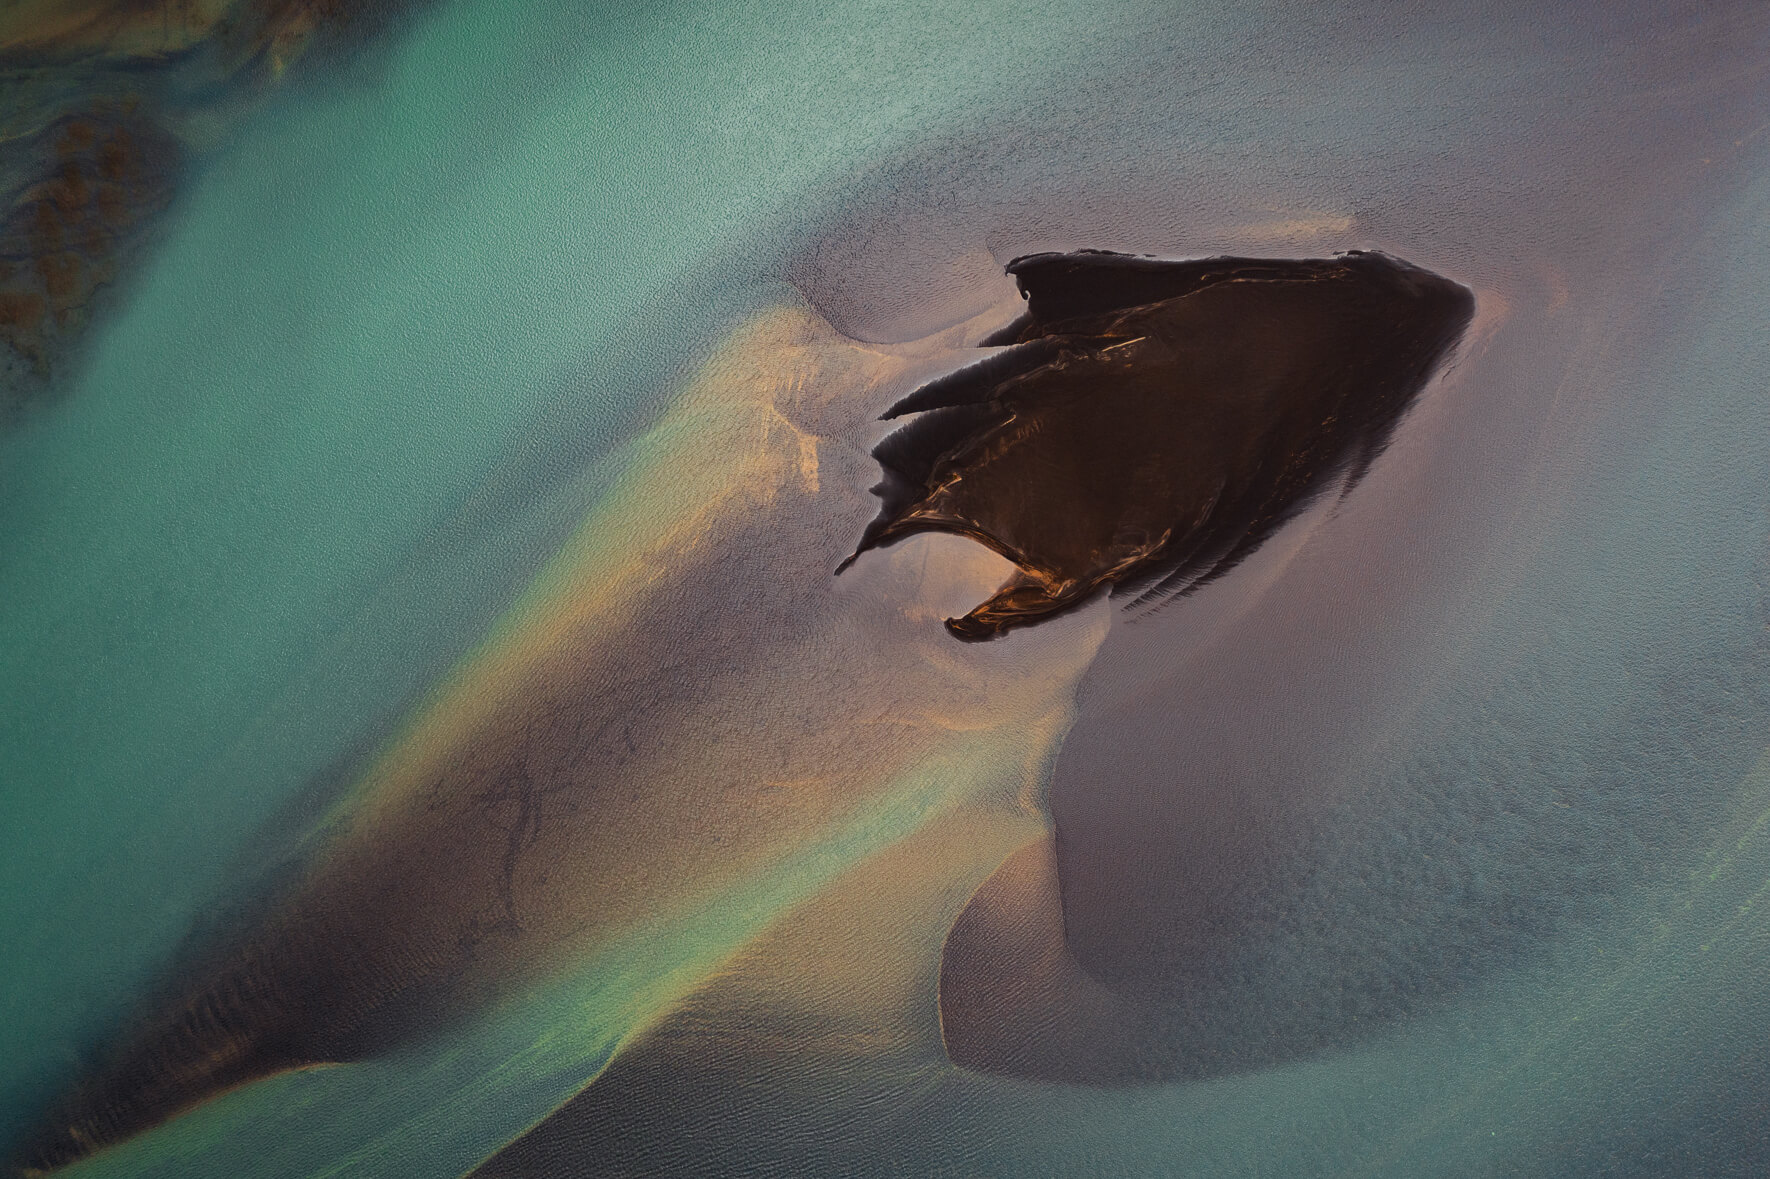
(0, 0), (421, 416)
(9, 305), (1103, 1176)
(0, 110), (179, 385)
(0, 0), (364, 67)
(0, 1), (236, 60)
(470, 792), (1059, 1178)
(839, 250), (1475, 640)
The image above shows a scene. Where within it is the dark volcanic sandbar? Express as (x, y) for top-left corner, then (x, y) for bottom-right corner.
(840, 249), (1474, 639)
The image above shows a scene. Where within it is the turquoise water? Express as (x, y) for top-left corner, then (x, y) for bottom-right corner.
(0, 0), (1162, 1161)
(6, 0), (1770, 1175)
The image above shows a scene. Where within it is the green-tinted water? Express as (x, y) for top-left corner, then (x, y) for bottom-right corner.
(0, 0), (1155, 1165)
(7, 1), (1770, 1176)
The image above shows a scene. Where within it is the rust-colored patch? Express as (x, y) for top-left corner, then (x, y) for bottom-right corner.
(0, 0), (425, 416)
(0, 110), (177, 392)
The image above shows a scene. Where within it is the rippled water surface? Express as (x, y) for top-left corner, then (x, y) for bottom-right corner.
(4, 1), (1769, 1176)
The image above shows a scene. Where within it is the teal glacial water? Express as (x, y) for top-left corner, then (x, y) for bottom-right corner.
(0, 0), (1166, 1170)
(7, 1), (1770, 1176)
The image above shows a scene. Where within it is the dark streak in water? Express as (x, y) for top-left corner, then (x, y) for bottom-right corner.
(839, 250), (1474, 640)
(0, 109), (179, 411)
(0, 0), (429, 418)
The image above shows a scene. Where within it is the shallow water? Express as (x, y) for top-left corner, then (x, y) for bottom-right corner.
(5, 0), (1770, 1176)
